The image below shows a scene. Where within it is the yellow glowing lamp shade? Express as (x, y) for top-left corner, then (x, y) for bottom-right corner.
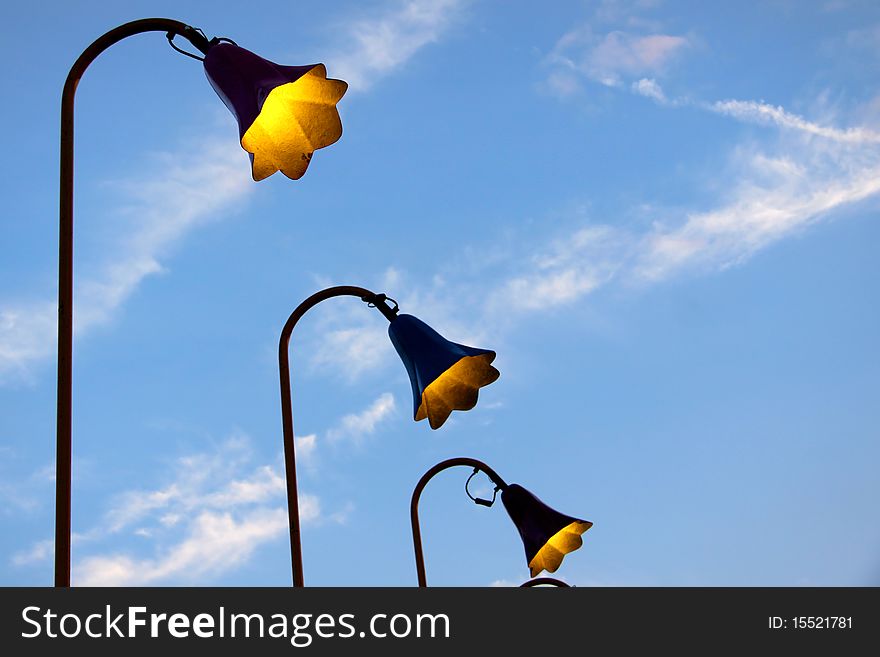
(388, 314), (500, 430)
(414, 354), (499, 429)
(203, 43), (347, 181)
(242, 66), (346, 180)
(501, 484), (592, 577)
(527, 520), (592, 577)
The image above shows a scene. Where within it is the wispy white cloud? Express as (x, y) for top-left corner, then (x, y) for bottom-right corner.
(201, 465), (288, 510)
(303, 267), (411, 383)
(498, 104), (880, 301)
(633, 153), (880, 282)
(10, 399), (392, 583)
(840, 21), (880, 53)
(520, 26), (880, 309)
(327, 501), (355, 525)
(295, 433), (318, 468)
(0, 136), (252, 385)
(707, 99), (880, 144)
(624, 76), (880, 149)
(76, 508), (290, 586)
(0, 458), (57, 515)
(327, 0), (467, 92)
(75, 140), (252, 332)
(327, 392), (396, 444)
(12, 539), (53, 567)
(547, 26), (690, 91)
(310, 324), (394, 382)
(632, 77), (670, 104)
(12, 434), (329, 585)
(542, 0), (692, 98)
(309, 90), (880, 376)
(103, 433), (256, 533)
(0, 301), (58, 385)
(491, 226), (626, 313)
(285, 394), (399, 480)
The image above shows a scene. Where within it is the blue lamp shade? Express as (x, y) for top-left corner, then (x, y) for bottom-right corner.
(388, 314), (500, 430)
(501, 484), (592, 578)
(203, 42), (347, 181)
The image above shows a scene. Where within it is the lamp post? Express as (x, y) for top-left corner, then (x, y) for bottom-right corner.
(279, 287), (500, 586)
(410, 457), (592, 586)
(55, 18), (347, 587)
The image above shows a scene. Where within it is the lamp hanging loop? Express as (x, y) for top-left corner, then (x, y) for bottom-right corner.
(166, 31), (206, 61)
(466, 468), (500, 507)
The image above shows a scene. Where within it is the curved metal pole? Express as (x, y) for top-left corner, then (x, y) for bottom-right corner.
(520, 577), (571, 587)
(410, 457), (508, 587)
(279, 286), (397, 587)
(56, 18), (213, 588)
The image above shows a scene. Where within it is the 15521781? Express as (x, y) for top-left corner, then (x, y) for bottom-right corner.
(768, 616), (852, 630)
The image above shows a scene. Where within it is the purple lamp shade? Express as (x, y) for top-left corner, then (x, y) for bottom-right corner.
(203, 43), (347, 181)
(501, 484), (592, 577)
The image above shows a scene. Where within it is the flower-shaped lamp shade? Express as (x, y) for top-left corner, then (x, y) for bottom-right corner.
(501, 484), (592, 578)
(203, 43), (347, 181)
(388, 314), (499, 430)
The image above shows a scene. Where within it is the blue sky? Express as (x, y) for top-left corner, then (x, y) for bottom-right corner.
(1, 0), (878, 586)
